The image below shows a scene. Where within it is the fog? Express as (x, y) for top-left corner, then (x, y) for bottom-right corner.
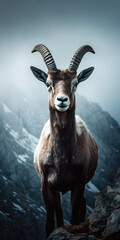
(1, 0), (120, 123)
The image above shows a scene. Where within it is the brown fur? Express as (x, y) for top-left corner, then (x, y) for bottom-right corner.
(48, 69), (76, 81)
(64, 221), (90, 235)
(34, 70), (98, 238)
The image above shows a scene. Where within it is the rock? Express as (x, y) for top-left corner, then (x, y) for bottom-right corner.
(48, 169), (120, 240)
(48, 227), (102, 240)
(89, 169), (120, 239)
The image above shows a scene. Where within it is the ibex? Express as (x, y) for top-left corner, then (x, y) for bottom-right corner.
(30, 44), (98, 238)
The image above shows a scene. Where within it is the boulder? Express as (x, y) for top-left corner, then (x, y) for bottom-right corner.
(89, 169), (120, 239)
(48, 169), (120, 240)
(48, 227), (101, 240)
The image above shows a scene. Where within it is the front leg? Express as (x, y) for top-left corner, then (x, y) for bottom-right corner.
(41, 177), (64, 238)
(55, 191), (64, 227)
(71, 183), (86, 225)
(41, 178), (54, 238)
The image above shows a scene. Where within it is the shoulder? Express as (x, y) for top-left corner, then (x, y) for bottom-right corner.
(35, 119), (50, 151)
(40, 119), (50, 139)
(75, 115), (89, 136)
(34, 119), (50, 165)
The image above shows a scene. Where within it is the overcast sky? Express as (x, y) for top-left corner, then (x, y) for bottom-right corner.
(1, 0), (120, 123)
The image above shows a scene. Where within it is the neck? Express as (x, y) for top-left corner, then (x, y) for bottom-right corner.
(49, 103), (76, 151)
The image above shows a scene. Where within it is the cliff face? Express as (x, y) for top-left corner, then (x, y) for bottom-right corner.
(0, 169), (45, 240)
(89, 169), (120, 239)
(48, 169), (120, 240)
(0, 85), (120, 240)
(0, 103), (46, 240)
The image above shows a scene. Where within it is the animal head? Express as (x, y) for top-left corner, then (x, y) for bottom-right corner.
(30, 44), (95, 112)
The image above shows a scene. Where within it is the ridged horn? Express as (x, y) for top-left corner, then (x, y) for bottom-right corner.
(68, 45), (95, 72)
(32, 44), (57, 72)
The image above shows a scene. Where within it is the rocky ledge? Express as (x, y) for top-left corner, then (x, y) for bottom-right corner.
(48, 169), (120, 240)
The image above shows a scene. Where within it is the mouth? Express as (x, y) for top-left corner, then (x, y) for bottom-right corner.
(55, 103), (69, 112)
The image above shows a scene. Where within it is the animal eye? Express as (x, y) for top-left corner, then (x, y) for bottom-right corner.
(47, 85), (52, 92)
(46, 83), (53, 92)
(72, 83), (77, 92)
(46, 83), (51, 90)
(73, 85), (77, 91)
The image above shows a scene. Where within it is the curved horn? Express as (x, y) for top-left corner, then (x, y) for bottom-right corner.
(32, 44), (57, 72)
(68, 45), (95, 72)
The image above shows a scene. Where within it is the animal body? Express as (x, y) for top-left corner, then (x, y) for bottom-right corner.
(30, 44), (98, 238)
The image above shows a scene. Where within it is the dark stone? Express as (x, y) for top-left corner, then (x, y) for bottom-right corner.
(48, 227), (102, 240)
(89, 169), (120, 239)
(48, 169), (120, 240)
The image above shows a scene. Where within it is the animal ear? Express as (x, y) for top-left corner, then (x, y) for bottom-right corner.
(30, 66), (47, 84)
(77, 67), (94, 83)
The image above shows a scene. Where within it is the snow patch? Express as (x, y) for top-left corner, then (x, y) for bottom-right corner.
(5, 123), (10, 130)
(17, 154), (29, 163)
(2, 176), (8, 181)
(40, 206), (46, 213)
(7, 123), (38, 153)
(10, 129), (19, 139)
(13, 192), (17, 197)
(0, 211), (11, 219)
(29, 204), (35, 209)
(13, 202), (25, 213)
(0, 211), (5, 216)
(37, 207), (41, 211)
(86, 182), (100, 193)
(21, 128), (38, 152)
(2, 103), (12, 113)
(87, 205), (93, 212)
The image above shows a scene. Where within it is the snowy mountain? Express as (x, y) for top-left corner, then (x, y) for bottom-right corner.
(0, 100), (46, 240)
(0, 84), (120, 240)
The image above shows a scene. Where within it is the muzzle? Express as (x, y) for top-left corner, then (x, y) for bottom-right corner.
(55, 94), (70, 112)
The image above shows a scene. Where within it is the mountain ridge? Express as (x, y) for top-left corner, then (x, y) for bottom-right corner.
(0, 85), (120, 239)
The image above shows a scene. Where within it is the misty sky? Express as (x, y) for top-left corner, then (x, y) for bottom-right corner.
(1, 0), (120, 123)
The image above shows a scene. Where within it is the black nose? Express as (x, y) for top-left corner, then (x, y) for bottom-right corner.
(57, 96), (68, 102)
